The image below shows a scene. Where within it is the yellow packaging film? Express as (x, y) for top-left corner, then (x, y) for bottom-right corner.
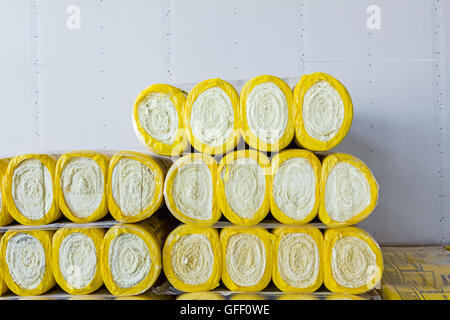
(293, 72), (353, 151)
(380, 246), (450, 300)
(270, 149), (321, 225)
(177, 292), (225, 300)
(323, 227), (383, 294)
(184, 78), (241, 155)
(163, 224), (221, 292)
(133, 84), (188, 157)
(100, 220), (164, 296)
(55, 151), (109, 223)
(319, 153), (378, 226)
(4, 154), (61, 226)
(0, 159), (13, 226)
(239, 75), (294, 152)
(1, 230), (55, 296)
(220, 227), (273, 292)
(217, 150), (271, 226)
(272, 227), (323, 293)
(164, 153), (221, 225)
(107, 151), (166, 223)
(51, 228), (105, 295)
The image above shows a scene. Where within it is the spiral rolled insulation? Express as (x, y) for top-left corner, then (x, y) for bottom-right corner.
(184, 78), (240, 155)
(55, 151), (109, 223)
(100, 216), (169, 296)
(217, 150), (271, 226)
(239, 75), (294, 152)
(164, 153), (220, 225)
(107, 151), (168, 223)
(319, 153), (378, 226)
(163, 224), (221, 292)
(220, 227), (273, 292)
(133, 84), (188, 157)
(270, 149), (321, 225)
(272, 227), (323, 293)
(0, 230), (55, 296)
(323, 227), (383, 294)
(51, 227), (104, 295)
(293, 72), (353, 151)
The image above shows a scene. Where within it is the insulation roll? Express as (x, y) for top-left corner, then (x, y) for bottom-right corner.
(270, 149), (321, 225)
(184, 78), (241, 155)
(293, 72), (353, 151)
(133, 84), (188, 157)
(220, 227), (273, 292)
(4, 154), (61, 225)
(0, 230), (55, 296)
(164, 153), (221, 225)
(319, 153), (378, 226)
(51, 228), (104, 295)
(0, 159), (13, 226)
(107, 151), (167, 223)
(101, 217), (168, 296)
(0, 234), (7, 295)
(177, 292), (225, 300)
(239, 75), (294, 152)
(272, 227), (323, 293)
(278, 294), (318, 300)
(55, 151), (109, 223)
(323, 227), (383, 294)
(163, 224), (221, 292)
(217, 150), (271, 226)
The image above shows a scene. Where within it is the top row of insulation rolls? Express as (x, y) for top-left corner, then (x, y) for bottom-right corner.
(133, 73), (353, 156)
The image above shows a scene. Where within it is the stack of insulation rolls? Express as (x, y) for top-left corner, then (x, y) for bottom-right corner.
(0, 151), (175, 298)
(132, 73), (383, 300)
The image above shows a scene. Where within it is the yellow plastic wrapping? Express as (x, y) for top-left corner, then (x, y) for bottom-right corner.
(4, 154), (61, 226)
(163, 224), (221, 292)
(323, 227), (383, 294)
(100, 216), (168, 296)
(51, 228), (104, 295)
(55, 151), (109, 223)
(217, 150), (271, 226)
(107, 151), (166, 223)
(0, 159), (13, 226)
(380, 246), (450, 300)
(220, 227), (273, 292)
(133, 84), (188, 157)
(1, 230), (55, 296)
(319, 153), (378, 226)
(239, 75), (294, 152)
(177, 292), (225, 300)
(164, 153), (221, 225)
(272, 227), (323, 293)
(293, 72), (353, 151)
(270, 149), (321, 225)
(184, 78), (241, 155)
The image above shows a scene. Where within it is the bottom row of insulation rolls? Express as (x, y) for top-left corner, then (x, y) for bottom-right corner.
(0, 216), (383, 297)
